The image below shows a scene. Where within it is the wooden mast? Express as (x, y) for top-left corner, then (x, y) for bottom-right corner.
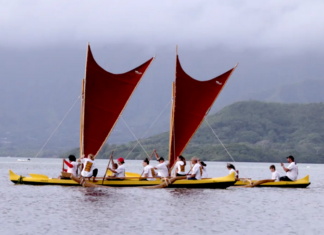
(80, 79), (85, 158)
(168, 45), (177, 171)
(80, 43), (89, 158)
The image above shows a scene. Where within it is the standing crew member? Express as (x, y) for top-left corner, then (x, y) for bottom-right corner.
(174, 155), (186, 176)
(142, 158), (156, 181)
(109, 157), (125, 177)
(270, 165), (280, 181)
(154, 157), (169, 177)
(187, 157), (202, 180)
(280, 155), (298, 181)
(79, 154), (98, 182)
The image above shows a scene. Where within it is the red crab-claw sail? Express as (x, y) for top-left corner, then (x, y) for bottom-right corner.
(168, 51), (237, 168)
(81, 44), (154, 157)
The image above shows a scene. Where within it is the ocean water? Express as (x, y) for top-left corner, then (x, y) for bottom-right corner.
(0, 157), (323, 235)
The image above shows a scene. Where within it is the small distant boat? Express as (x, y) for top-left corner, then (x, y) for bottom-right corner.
(17, 159), (30, 162)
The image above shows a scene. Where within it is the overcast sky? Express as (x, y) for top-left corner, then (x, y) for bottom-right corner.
(1, 0), (324, 55)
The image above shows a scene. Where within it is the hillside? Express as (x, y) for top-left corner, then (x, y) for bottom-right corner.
(1, 45), (324, 157)
(64, 101), (324, 163)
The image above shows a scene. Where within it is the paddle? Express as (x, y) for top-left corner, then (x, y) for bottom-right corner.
(62, 159), (65, 172)
(102, 151), (114, 184)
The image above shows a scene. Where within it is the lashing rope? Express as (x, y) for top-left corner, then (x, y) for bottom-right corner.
(34, 95), (81, 158)
(124, 100), (171, 159)
(204, 117), (236, 163)
(121, 117), (150, 158)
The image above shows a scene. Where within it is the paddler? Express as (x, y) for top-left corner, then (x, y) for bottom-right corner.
(174, 155), (187, 177)
(142, 158), (156, 181)
(78, 154), (98, 182)
(270, 165), (280, 181)
(187, 157), (202, 180)
(280, 155), (298, 181)
(63, 155), (79, 176)
(199, 160), (209, 178)
(227, 163), (239, 180)
(154, 157), (169, 178)
(108, 157), (125, 177)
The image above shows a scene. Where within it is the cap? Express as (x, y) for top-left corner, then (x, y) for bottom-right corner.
(117, 157), (124, 163)
(158, 157), (165, 162)
(286, 155), (294, 161)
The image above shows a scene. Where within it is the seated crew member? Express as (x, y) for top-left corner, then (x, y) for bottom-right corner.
(227, 163), (239, 180)
(142, 158), (156, 181)
(200, 161), (209, 178)
(187, 157), (202, 180)
(78, 154), (98, 182)
(270, 165), (280, 181)
(154, 157), (169, 178)
(107, 163), (118, 178)
(280, 155), (298, 181)
(109, 157), (125, 178)
(63, 155), (79, 176)
(174, 155), (186, 176)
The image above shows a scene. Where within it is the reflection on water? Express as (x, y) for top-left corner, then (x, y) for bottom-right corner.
(0, 158), (323, 235)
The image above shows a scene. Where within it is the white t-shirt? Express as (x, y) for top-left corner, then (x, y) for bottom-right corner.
(81, 158), (95, 177)
(174, 161), (186, 175)
(286, 162), (298, 181)
(191, 163), (202, 180)
(115, 164), (125, 177)
(229, 169), (238, 177)
(67, 162), (78, 176)
(271, 171), (280, 181)
(143, 165), (156, 181)
(155, 161), (169, 177)
(202, 166), (209, 178)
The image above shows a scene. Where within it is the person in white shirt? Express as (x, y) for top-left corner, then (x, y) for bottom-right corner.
(269, 165), (280, 181)
(227, 163), (239, 180)
(280, 155), (298, 181)
(142, 158), (156, 181)
(154, 157), (169, 177)
(174, 155), (187, 176)
(200, 161), (209, 178)
(78, 154), (98, 182)
(63, 155), (79, 176)
(187, 157), (202, 180)
(108, 157), (125, 178)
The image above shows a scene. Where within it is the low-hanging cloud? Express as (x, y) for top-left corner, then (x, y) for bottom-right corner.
(1, 0), (324, 55)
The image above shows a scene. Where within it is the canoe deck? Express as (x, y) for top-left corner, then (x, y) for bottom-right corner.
(234, 175), (310, 188)
(9, 170), (236, 189)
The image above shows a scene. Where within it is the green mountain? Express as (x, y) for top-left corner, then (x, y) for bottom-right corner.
(64, 101), (324, 163)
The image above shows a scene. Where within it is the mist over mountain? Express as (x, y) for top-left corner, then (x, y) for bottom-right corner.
(0, 44), (323, 157)
(1, 1), (324, 157)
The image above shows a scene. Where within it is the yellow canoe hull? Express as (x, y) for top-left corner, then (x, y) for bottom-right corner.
(9, 170), (236, 189)
(234, 175), (310, 188)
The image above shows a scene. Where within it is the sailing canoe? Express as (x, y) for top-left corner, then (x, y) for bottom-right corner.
(9, 170), (236, 189)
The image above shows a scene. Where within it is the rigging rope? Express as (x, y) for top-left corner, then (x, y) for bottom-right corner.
(204, 117), (236, 163)
(34, 95), (81, 158)
(125, 100), (171, 159)
(121, 116), (150, 158)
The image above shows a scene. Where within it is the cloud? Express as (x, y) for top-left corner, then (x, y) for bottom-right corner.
(1, 0), (324, 54)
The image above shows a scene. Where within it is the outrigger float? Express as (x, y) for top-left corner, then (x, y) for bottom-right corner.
(234, 175), (310, 188)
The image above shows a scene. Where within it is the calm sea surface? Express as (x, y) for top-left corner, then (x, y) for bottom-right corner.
(0, 157), (323, 235)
